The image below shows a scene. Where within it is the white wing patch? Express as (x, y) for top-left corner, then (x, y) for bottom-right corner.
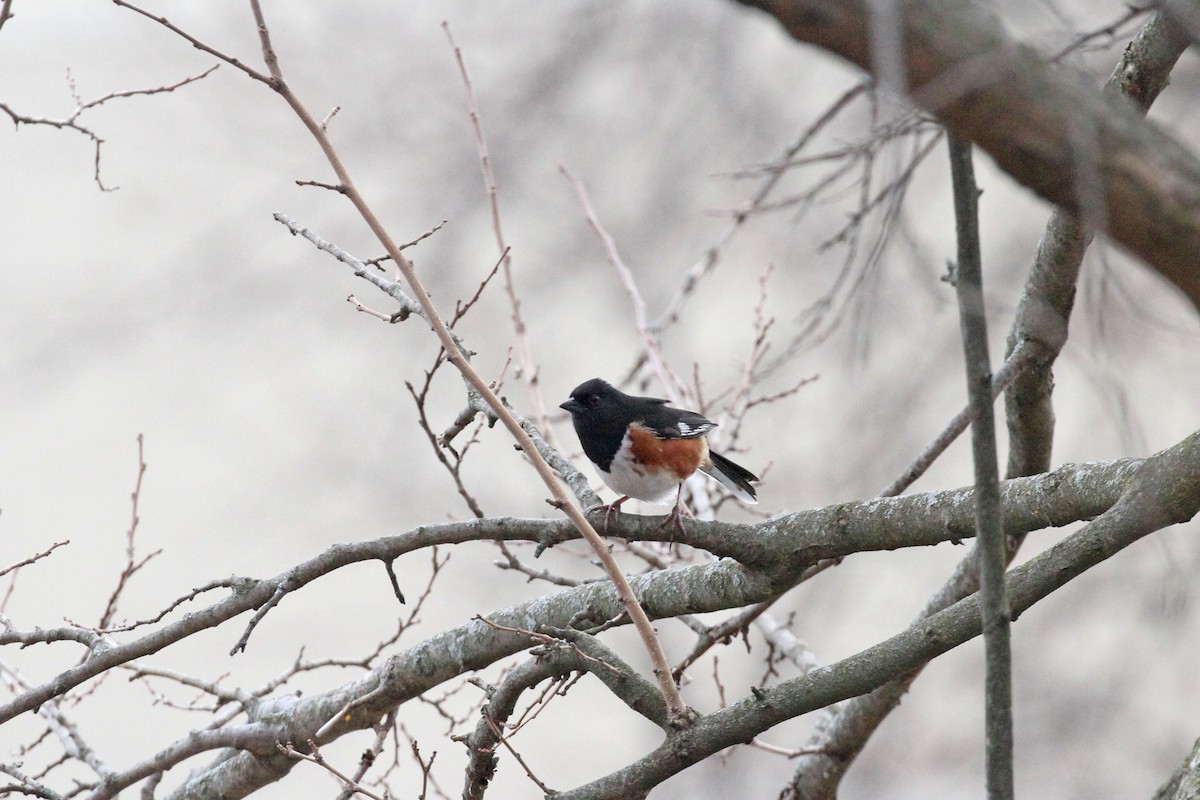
(675, 420), (716, 437)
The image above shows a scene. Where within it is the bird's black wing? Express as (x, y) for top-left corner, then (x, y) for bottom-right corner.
(636, 403), (717, 439)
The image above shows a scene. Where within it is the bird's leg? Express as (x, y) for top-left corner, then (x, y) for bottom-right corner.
(656, 484), (691, 541)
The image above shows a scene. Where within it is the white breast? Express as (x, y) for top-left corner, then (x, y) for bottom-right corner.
(596, 430), (680, 503)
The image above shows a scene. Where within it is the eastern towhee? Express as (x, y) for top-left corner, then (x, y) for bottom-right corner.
(559, 378), (758, 529)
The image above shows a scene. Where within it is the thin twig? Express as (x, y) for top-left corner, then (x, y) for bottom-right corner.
(401, 727), (442, 800)
(451, 247), (508, 328)
(97, 434), (153, 630)
(88, 578), (240, 634)
(319, 105), (341, 130)
(229, 584), (289, 655)
(505, 674), (571, 736)
(406, 356), (488, 519)
(0, 761), (65, 800)
(559, 163), (684, 402)
(112, 1), (272, 83)
(652, 80), (870, 334)
(1050, 4), (1153, 61)
(0, 64), (217, 190)
(493, 541), (587, 587)
(485, 712), (551, 793)
(879, 342), (1036, 496)
(0, 540), (69, 581)
(279, 740), (386, 800)
(364, 219), (448, 270)
(473, 617), (620, 675)
(443, 22), (556, 446)
(346, 294), (396, 322)
(749, 739), (825, 758)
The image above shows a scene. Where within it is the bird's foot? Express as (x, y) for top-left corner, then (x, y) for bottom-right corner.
(588, 496), (631, 534)
(655, 492), (692, 542)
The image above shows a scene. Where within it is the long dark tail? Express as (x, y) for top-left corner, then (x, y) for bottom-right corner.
(701, 451), (758, 504)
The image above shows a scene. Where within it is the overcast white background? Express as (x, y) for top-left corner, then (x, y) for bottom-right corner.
(2, 2), (1200, 798)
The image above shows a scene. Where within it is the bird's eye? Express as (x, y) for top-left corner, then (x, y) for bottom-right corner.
(587, 395), (601, 406)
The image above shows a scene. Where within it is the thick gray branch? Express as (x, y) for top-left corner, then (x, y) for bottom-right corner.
(555, 430), (1200, 799)
(89, 725), (278, 800)
(149, 456), (1144, 799)
(0, 457), (1143, 734)
(163, 559), (772, 800)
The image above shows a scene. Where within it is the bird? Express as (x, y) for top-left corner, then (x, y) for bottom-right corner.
(559, 378), (757, 531)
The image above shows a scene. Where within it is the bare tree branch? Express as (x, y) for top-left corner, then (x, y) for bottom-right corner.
(734, 0), (1200, 309)
(0, 65), (217, 190)
(7, 6), (1198, 799)
(784, 9), (1196, 794)
(0, 0), (14, 34)
(879, 340), (1037, 497)
(560, 163), (684, 400)
(90, 725), (278, 800)
(0, 540), (68, 582)
(442, 22), (557, 446)
(48, 454), (1140, 799)
(97, 434), (155, 631)
(1151, 733), (1200, 800)
(556, 429), (1200, 799)
(460, 627), (670, 799)
(1006, 7), (1192, 479)
(652, 79), (870, 335)
(0, 761), (63, 800)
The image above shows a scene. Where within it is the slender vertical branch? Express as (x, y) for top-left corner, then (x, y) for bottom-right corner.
(948, 134), (1013, 800)
(442, 22), (556, 446)
(559, 163), (685, 402)
(780, 11), (1195, 799)
(233, 0), (689, 725)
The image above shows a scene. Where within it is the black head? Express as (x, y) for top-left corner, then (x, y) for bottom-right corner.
(559, 378), (624, 418)
(560, 379), (675, 470)
(560, 379), (647, 469)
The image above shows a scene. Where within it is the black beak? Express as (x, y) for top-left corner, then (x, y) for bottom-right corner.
(559, 398), (584, 414)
